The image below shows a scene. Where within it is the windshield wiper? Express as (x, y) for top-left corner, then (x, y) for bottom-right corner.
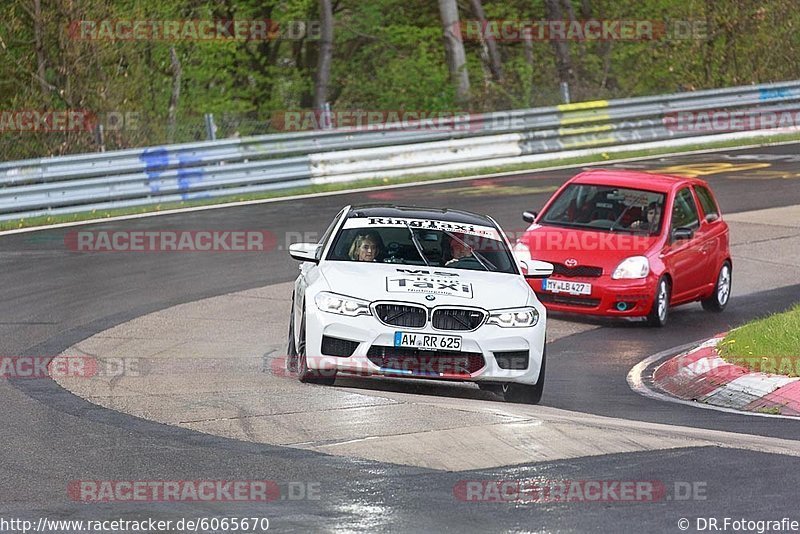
(403, 221), (430, 266)
(539, 220), (588, 229)
(443, 230), (496, 272)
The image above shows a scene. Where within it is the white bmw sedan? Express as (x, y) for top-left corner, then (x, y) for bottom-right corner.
(286, 205), (553, 404)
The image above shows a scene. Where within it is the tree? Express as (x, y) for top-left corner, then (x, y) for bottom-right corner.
(544, 0), (573, 85)
(313, 0), (334, 110)
(167, 47), (182, 144)
(467, 0), (502, 82)
(437, 0), (470, 106)
(32, 0), (49, 98)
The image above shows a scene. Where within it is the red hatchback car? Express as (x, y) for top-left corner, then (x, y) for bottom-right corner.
(513, 169), (732, 326)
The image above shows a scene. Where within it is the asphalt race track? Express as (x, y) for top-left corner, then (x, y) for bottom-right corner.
(3, 143), (800, 532)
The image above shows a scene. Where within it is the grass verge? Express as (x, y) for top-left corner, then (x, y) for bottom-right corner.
(718, 303), (800, 376)
(4, 131), (800, 232)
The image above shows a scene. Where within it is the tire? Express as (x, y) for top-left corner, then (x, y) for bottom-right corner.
(647, 277), (670, 327)
(296, 311), (337, 386)
(286, 298), (298, 373)
(701, 261), (732, 312)
(503, 344), (546, 405)
(477, 383), (504, 395)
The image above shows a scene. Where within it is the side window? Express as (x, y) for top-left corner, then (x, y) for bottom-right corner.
(316, 208), (347, 259)
(694, 186), (719, 218)
(671, 188), (700, 230)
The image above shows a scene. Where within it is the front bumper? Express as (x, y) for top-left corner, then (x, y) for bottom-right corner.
(303, 304), (546, 385)
(530, 275), (657, 317)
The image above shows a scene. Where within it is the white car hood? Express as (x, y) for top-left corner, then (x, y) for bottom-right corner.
(318, 261), (531, 309)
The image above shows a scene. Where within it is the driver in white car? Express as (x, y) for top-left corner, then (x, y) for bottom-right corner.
(348, 231), (384, 262)
(445, 233), (475, 266)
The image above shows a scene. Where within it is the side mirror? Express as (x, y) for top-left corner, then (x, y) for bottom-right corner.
(289, 243), (321, 263)
(671, 227), (694, 243)
(522, 211), (538, 224)
(705, 213), (719, 223)
(520, 259), (554, 279)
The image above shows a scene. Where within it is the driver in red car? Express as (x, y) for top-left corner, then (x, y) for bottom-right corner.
(630, 201), (662, 232)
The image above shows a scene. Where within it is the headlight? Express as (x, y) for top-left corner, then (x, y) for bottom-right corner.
(314, 292), (372, 317)
(486, 307), (539, 328)
(612, 256), (650, 279)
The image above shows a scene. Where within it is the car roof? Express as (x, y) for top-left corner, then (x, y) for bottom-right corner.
(568, 169), (708, 193)
(347, 205), (496, 227)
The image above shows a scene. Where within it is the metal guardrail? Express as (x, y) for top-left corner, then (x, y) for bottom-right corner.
(2, 81), (800, 221)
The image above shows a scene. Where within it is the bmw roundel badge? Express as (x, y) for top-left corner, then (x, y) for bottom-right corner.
(425, 295), (436, 301)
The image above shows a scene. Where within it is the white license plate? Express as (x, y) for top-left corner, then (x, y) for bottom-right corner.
(394, 332), (462, 351)
(542, 278), (592, 295)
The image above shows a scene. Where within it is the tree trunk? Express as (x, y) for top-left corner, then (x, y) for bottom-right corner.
(467, 0), (502, 82)
(704, 0), (714, 85)
(167, 47), (182, 144)
(32, 0), (49, 98)
(544, 0), (573, 85)
(580, 0), (592, 19)
(313, 0), (334, 110)
(599, 41), (612, 89)
(561, 0), (585, 68)
(561, 0), (578, 24)
(438, 0), (470, 106)
(522, 26), (535, 106)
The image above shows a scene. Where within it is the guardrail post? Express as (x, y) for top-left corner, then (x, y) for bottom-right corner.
(560, 82), (571, 104)
(205, 113), (217, 141)
(321, 102), (332, 130)
(95, 124), (105, 153)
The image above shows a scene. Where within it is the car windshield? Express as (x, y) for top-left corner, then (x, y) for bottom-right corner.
(326, 216), (518, 274)
(539, 184), (667, 234)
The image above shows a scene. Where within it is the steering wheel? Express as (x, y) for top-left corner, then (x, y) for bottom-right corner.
(382, 242), (403, 263)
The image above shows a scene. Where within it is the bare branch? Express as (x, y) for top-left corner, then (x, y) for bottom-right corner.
(467, 0), (503, 82)
(167, 47), (182, 144)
